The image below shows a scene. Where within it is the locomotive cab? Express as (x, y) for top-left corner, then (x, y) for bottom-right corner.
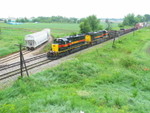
(103, 30), (108, 37)
(52, 39), (61, 52)
(47, 38), (69, 59)
(52, 38), (68, 51)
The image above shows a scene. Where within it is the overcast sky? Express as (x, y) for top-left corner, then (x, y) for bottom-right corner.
(0, 0), (149, 18)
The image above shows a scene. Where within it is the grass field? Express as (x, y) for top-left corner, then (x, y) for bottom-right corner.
(0, 28), (32, 57)
(0, 27), (150, 113)
(0, 22), (118, 57)
(0, 23), (80, 57)
(0, 23), (80, 36)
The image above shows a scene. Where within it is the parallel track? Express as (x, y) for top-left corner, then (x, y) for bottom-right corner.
(0, 53), (47, 71)
(0, 50), (30, 64)
(0, 59), (51, 80)
(0, 29), (137, 81)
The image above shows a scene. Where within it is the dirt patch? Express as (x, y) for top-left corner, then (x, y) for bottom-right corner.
(77, 90), (91, 97)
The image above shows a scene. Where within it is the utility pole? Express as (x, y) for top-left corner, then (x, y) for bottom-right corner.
(16, 44), (29, 77)
(112, 31), (117, 48)
(19, 44), (23, 77)
(133, 24), (136, 36)
(133, 30), (135, 36)
(0, 28), (1, 34)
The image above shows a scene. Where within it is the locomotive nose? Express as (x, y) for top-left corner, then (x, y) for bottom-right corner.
(47, 51), (52, 57)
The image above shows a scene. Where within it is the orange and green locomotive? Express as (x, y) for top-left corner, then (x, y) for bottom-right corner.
(47, 28), (136, 59)
(47, 30), (109, 59)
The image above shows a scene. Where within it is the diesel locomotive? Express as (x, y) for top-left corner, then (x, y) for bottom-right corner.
(47, 28), (136, 59)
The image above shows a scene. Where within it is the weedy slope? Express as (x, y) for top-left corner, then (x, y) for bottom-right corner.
(0, 28), (150, 113)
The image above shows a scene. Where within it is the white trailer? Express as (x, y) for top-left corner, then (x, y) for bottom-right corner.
(25, 29), (50, 50)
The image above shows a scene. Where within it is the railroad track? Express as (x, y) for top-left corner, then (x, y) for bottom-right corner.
(0, 53), (47, 71)
(0, 59), (51, 80)
(0, 50), (30, 64)
(0, 29), (138, 81)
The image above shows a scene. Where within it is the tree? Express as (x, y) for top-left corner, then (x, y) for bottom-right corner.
(8, 19), (11, 22)
(31, 16), (79, 23)
(118, 23), (124, 29)
(4, 19), (7, 23)
(144, 14), (150, 22)
(79, 15), (102, 33)
(136, 15), (145, 22)
(80, 19), (91, 33)
(87, 15), (101, 31)
(105, 19), (112, 30)
(123, 13), (137, 26)
(16, 17), (29, 23)
(24, 17), (29, 22)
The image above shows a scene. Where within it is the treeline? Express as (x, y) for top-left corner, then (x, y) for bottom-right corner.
(80, 14), (150, 33)
(119, 14), (150, 27)
(6, 16), (79, 23)
(16, 18), (29, 23)
(32, 16), (79, 23)
(4, 16), (80, 23)
(4, 18), (30, 23)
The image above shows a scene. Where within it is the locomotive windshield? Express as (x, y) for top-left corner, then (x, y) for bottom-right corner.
(53, 39), (59, 44)
(53, 39), (65, 44)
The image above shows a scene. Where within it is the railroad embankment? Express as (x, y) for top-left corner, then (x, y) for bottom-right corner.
(0, 27), (150, 113)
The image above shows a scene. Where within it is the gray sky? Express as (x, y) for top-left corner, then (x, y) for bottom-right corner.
(0, 0), (149, 18)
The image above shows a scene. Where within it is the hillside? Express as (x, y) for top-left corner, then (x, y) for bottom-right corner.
(0, 27), (150, 113)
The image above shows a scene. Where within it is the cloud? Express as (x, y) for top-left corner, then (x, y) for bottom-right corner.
(0, 0), (149, 18)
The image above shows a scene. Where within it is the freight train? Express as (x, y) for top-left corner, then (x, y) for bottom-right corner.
(47, 28), (136, 59)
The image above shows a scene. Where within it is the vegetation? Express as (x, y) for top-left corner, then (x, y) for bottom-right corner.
(0, 21), (118, 57)
(118, 23), (124, 29)
(80, 15), (103, 33)
(123, 14), (138, 26)
(32, 16), (79, 23)
(144, 14), (150, 22)
(0, 23), (80, 36)
(122, 13), (150, 26)
(0, 28), (32, 57)
(5, 16), (80, 23)
(80, 19), (91, 33)
(0, 27), (150, 113)
(0, 23), (80, 57)
(16, 17), (29, 23)
(105, 19), (112, 30)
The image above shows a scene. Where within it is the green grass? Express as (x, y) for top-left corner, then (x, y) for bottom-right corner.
(0, 22), (120, 57)
(0, 28), (32, 57)
(0, 23), (80, 57)
(0, 28), (150, 113)
(0, 23), (80, 36)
